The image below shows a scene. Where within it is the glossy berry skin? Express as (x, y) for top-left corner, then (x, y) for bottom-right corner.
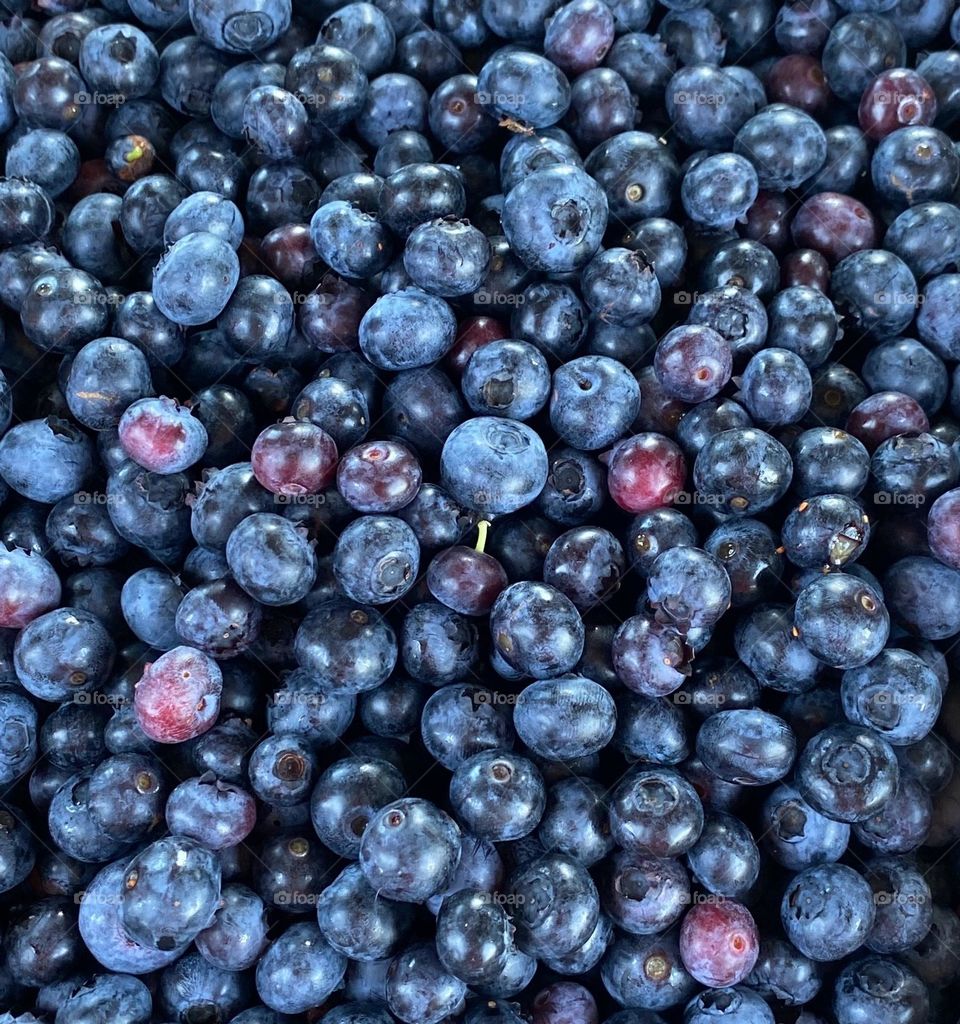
(681, 153), (758, 231)
(679, 900), (759, 988)
(0, 418), (94, 504)
(121, 835), (221, 951)
(333, 515), (419, 605)
(403, 218), (490, 298)
(175, 578), (263, 658)
(610, 766), (704, 858)
(359, 798), (460, 903)
(531, 982), (598, 1024)
(86, 751), (165, 843)
(78, 857), (186, 973)
(539, 448), (606, 527)
(781, 863), (875, 962)
(734, 104), (827, 189)
(613, 613), (691, 697)
(435, 887), (516, 985)
(796, 724), (900, 823)
(654, 325), (733, 404)
(490, 581), (584, 679)
(550, 356), (641, 450)
(761, 782), (851, 871)
(310, 755), (406, 859)
(602, 847), (689, 939)
(542, 525), (625, 611)
(427, 546), (507, 617)
(419, 683), (513, 771)
(195, 883), (268, 971)
(683, 987), (774, 1024)
(514, 675), (616, 761)
(226, 512), (316, 606)
(256, 922), (347, 1015)
(318, 861), (412, 962)
(696, 710), (796, 786)
(502, 165), (608, 273)
(840, 648), (941, 747)
(831, 251), (918, 340)
(601, 929), (696, 1011)
(133, 645), (222, 743)
(535, 776), (613, 869)
(782, 495), (870, 570)
(833, 957), (928, 1024)
(441, 417), (549, 516)
(0, 690), (38, 786)
(0, 547), (61, 628)
(647, 547), (731, 633)
(686, 812), (759, 898)
(581, 248), (660, 326)
(509, 851), (599, 958)
(296, 601), (397, 695)
(360, 288), (456, 370)
(386, 942), (466, 1024)
(864, 857), (932, 954)
(165, 776), (255, 851)
(791, 428), (869, 498)
(607, 433), (687, 513)
(872, 126), (959, 208)
(794, 574), (889, 669)
(14, 608), (115, 703)
(152, 231), (240, 326)
(626, 508), (697, 577)
(926, 487), (960, 568)
(337, 440), (421, 513)
(694, 428), (792, 516)
(251, 420), (338, 496)
(118, 397), (208, 474)
(460, 338), (551, 422)
(450, 749), (545, 841)
(739, 348), (812, 426)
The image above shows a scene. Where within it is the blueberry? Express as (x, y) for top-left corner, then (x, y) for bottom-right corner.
(794, 573), (889, 668)
(449, 750), (546, 841)
(152, 231), (240, 326)
(797, 723), (900, 822)
(256, 921), (347, 1014)
(502, 165), (608, 273)
(610, 766), (704, 857)
(550, 355), (641, 449)
(317, 861), (412, 961)
(781, 862), (875, 961)
(385, 942), (466, 1024)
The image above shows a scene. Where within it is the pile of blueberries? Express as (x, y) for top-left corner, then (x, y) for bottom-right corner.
(4, 0), (960, 1020)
